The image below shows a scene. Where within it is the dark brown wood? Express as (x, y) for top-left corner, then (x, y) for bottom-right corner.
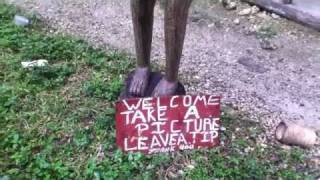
(164, 0), (192, 82)
(243, 0), (320, 31)
(129, 0), (192, 97)
(120, 71), (186, 100)
(131, 0), (156, 68)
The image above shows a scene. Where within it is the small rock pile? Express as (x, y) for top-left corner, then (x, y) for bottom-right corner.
(221, 1), (280, 51)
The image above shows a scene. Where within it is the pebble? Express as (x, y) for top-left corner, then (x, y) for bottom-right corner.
(244, 26), (257, 36)
(168, 172), (177, 178)
(260, 39), (278, 51)
(222, 0), (237, 10)
(208, 23), (215, 28)
(250, 6), (260, 15)
(186, 164), (195, 170)
(233, 18), (240, 25)
(238, 8), (252, 16)
(271, 13), (280, 19)
(256, 12), (271, 20)
(226, 2), (237, 10)
(177, 170), (184, 175)
(220, 126), (227, 131)
(248, 16), (256, 23)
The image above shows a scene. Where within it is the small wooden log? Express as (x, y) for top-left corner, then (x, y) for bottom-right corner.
(276, 121), (317, 148)
(242, 0), (320, 31)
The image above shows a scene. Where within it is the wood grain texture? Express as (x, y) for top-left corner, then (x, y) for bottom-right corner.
(243, 0), (320, 31)
(120, 71), (186, 100)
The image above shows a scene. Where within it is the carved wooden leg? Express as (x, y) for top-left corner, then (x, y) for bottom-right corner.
(164, 0), (192, 82)
(152, 0), (192, 97)
(130, 0), (156, 96)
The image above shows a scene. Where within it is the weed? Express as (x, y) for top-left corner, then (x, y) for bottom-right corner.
(82, 72), (123, 101)
(256, 24), (278, 39)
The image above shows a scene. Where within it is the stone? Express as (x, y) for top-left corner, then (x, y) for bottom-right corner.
(208, 23), (215, 28)
(233, 18), (240, 25)
(307, 157), (320, 168)
(257, 12), (271, 20)
(244, 25), (258, 36)
(248, 16), (256, 23)
(190, 13), (202, 22)
(238, 8), (251, 16)
(226, 2), (237, 10)
(260, 39), (278, 51)
(271, 13), (280, 19)
(222, 0), (237, 11)
(186, 164), (195, 169)
(251, 6), (260, 15)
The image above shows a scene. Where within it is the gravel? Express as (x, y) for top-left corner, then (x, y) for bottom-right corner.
(7, 0), (320, 146)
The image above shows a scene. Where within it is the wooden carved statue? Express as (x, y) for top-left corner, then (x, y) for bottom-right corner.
(129, 0), (192, 97)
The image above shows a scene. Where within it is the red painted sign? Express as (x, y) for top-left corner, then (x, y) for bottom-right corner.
(116, 95), (221, 154)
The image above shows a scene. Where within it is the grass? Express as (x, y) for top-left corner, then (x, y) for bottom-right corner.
(0, 2), (317, 179)
(256, 23), (278, 40)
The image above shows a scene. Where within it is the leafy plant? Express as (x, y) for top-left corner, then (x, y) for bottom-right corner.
(256, 24), (278, 39)
(82, 72), (123, 101)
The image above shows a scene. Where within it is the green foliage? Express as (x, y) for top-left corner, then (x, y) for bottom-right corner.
(0, 3), (316, 180)
(0, 3), (17, 21)
(256, 24), (278, 39)
(0, 85), (17, 109)
(24, 64), (76, 88)
(184, 113), (315, 179)
(82, 72), (123, 101)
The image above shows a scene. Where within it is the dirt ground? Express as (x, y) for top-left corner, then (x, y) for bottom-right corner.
(7, 0), (320, 139)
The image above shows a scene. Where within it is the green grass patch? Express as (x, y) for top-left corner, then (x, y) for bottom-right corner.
(0, 2), (317, 179)
(256, 23), (278, 40)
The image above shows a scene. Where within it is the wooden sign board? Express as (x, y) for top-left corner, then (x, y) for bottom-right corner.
(116, 95), (221, 154)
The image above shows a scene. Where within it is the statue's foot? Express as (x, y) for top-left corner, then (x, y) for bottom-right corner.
(129, 67), (150, 97)
(152, 78), (178, 97)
